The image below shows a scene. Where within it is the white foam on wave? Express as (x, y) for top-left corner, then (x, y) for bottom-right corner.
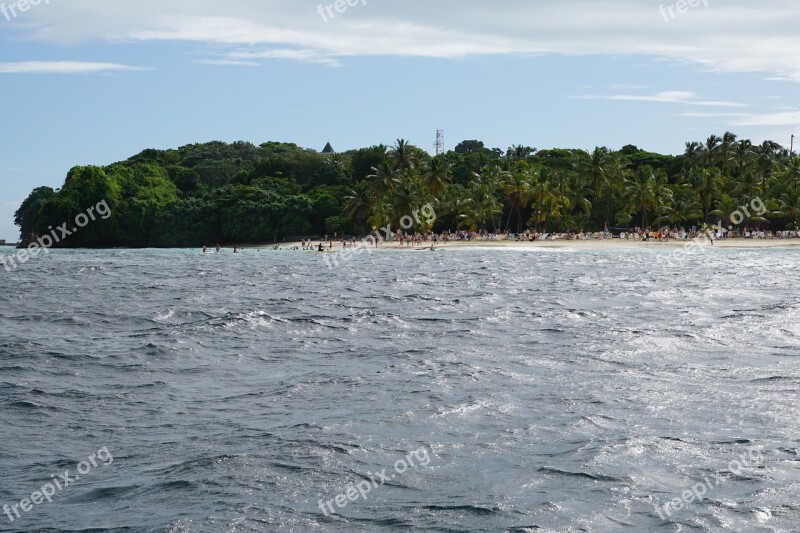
(439, 246), (578, 253)
(154, 309), (175, 322)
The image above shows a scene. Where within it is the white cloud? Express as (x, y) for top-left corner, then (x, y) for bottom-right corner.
(575, 91), (745, 108)
(228, 48), (342, 67)
(0, 61), (147, 74)
(195, 59), (260, 67)
(677, 112), (747, 118)
(611, 84), (648, 90)
(9, 0), (800, 83)
(730, 110), (800, 127)
(676, 110), (800, 133)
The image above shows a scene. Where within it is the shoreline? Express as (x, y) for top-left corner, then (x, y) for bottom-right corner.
(260, 238), (800, 251)
(6, 239), (800, 252)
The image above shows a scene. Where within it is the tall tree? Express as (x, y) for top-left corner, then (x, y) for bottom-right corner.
(755, 140), (780, 194)
(389, 139), (419, 173)
(625, 166), (656, 227)
(422, 155), (453, 197)
(501, 164), (531, 232)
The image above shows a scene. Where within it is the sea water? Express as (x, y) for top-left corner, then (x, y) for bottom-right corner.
(1, 247), (798, 531)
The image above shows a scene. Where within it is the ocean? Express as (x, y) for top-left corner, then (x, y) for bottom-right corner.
(1, 247), (798, 532)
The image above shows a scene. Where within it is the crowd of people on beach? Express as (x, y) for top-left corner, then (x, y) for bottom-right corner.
(309, 225), (797, 247)
(205, 223), (799, 253)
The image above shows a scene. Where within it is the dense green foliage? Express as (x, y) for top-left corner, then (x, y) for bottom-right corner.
(15, 133), (800, 247)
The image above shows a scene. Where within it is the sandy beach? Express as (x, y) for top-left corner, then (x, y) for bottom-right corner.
(268, 238), (800, 251)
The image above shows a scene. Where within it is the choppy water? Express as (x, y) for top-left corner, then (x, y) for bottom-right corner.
(1, 246), (799, 532)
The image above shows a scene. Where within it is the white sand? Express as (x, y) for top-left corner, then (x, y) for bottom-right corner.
(260, 238), (800, 251)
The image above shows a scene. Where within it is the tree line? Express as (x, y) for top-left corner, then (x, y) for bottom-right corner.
(14, 133), (800, 247)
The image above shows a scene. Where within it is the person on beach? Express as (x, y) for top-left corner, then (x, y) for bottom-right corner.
(203, 245), (209, 253)
(706, 228), (715, 245)
(216, 244), (222, 252)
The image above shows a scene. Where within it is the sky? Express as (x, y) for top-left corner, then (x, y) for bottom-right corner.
(1, 0), (799, 241)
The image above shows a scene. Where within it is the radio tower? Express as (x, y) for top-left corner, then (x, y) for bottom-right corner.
(435, 130), (445, 155)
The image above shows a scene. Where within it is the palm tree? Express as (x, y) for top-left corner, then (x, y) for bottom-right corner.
(776, 185), (800, 230)
(755, 140), (780, 194)
(602, 154), (630, 227)
(341, 133), (800, 237)
(704, 134), (722, 167)
(575, 147), (610, 222)
(683, 141), (704, 171)
(367, 161), (399, 199)
(710, 194), (742, 228)
(565, 171), (593, 220)
(343, 185), (372, 223)
(656, 197), (702, 227)
(367, 202), (393, 233)
(691, 167), (722, 223)
(719, 131), (738, 175)
(501, 165), (532, 232)
(422, 155), (453, 197)
(731, 169), (759, 203)
(389, 139), (419, 173)
(530, 174), (569, 232)
(734, 139), (753, 179)
(467, 173), (502, 231)
(784, 157), (800, 190)
(389, 177), (429, 229)
(468, 188), (502, 231)
(441, 185), (473, 229)
(721, 131), (738, 148)
(542, 180), (571, 231)
(651, 171), (674, 224)
(625, 167), (656, 227)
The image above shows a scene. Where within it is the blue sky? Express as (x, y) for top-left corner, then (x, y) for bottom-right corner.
(1, 0), (798, 241)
